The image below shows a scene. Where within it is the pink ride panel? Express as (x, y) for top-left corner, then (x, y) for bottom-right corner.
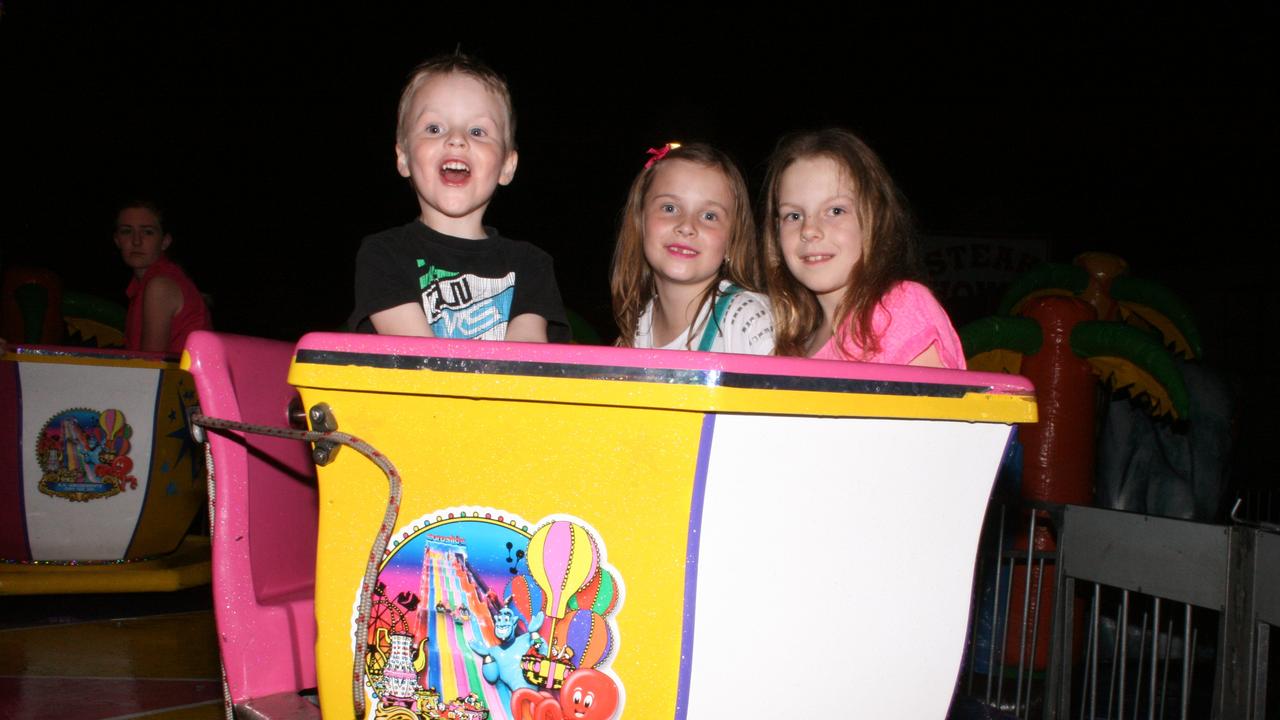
(183, 331), (319, 704)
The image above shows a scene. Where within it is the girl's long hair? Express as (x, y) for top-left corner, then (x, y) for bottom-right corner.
(760, 129), (921, 358)
(610, 143), (761, 348)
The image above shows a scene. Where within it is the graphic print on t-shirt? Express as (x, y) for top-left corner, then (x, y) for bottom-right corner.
(417, 261), (515, 340)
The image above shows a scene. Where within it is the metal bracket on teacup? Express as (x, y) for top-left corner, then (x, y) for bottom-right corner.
(187, 405), (206, 444)
(306, 402), (340, 466)
(286, 396), (341, 466)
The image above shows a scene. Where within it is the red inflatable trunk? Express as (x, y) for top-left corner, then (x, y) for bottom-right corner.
(1006, 296), (1096, 669)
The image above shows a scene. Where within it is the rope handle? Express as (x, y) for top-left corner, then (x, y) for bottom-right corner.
(192, 410), (401, 719)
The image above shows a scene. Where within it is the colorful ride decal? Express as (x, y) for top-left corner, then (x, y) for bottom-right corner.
(36, 407), (137, 501)
(357, 509), (624, 720)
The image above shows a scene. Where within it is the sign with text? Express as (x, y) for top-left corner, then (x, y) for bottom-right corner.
(921, 236), (1049, 325)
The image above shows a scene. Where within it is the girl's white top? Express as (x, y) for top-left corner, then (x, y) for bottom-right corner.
(633, 280), (775, 355)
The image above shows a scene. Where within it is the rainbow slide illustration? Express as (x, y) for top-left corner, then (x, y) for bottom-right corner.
(419, 536), (503, 710)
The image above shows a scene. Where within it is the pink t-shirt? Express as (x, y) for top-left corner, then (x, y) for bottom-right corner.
(810, 281), (966, 369)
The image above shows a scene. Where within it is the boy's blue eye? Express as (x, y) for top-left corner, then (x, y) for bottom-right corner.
(425, 124), (442, 135)
(469, 127), (485, 137)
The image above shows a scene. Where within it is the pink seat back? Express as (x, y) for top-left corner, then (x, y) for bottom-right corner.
(183, 331), (318, 703)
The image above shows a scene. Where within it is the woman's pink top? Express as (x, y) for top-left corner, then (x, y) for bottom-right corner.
(810, 281), (966, 369)
(125, 257), (211, 353)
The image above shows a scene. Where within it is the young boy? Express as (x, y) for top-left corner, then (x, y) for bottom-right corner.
(348, 54), (569, 342)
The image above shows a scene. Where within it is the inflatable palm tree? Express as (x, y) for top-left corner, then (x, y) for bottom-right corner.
(962, 252), (1197, 505)
(960, 252), (1199, 669)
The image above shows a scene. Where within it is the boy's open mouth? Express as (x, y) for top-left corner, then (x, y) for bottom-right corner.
(440, 160), (471, 185)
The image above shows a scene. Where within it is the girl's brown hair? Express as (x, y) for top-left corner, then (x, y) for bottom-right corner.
(610, 143), (762, 348)
(761, 129), (921, 357)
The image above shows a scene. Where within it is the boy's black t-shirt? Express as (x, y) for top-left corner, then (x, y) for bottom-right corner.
(348, 220), (570, 342)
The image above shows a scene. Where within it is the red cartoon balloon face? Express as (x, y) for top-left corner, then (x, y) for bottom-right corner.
(559, 669), (619, 719)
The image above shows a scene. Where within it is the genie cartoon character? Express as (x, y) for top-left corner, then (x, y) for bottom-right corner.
(468, 605), (546, 716)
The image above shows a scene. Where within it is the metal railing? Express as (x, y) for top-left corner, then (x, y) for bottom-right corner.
(957, 500), (1278, 720)
(962, 499), (1064, 718)
(1048, 507), (1227, 719)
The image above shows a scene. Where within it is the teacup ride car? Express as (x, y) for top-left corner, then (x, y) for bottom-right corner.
(183, 331), (1035, 719)
(0, 345), (209, 594)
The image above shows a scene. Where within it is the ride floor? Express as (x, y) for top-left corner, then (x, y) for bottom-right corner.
(0, 587), (223, 719)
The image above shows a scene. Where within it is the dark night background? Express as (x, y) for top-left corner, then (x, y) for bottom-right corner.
(1, 6), (1276, 484)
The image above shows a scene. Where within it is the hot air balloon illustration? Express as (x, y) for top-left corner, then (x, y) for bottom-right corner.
(568, 567), (618, 616)
(98, 409), (128, 460)
(549, 609), (613, 670)
(505, 573), (545, 628)
(526, 521), (599, 626)
(523, 608), (614, 690)
(522, 521), (601, 690)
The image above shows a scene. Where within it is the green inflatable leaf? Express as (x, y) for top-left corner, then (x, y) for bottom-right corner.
(1071, 320), (1190, 419)
(14, 284), (49, 343)
(1110, 276), (1203, 359)
(958, 316), (1042, 358)
(997, 263), (1089, 315)
(62, 291), (127, 331)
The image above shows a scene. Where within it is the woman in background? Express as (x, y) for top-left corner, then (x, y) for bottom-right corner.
(114, 201), (210, 353)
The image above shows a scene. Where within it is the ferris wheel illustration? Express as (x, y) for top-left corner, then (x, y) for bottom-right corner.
(365, 597), (410, 681)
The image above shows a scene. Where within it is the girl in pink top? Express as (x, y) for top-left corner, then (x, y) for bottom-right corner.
(115, 201), (211, 353)
(760, 129), (964, 369)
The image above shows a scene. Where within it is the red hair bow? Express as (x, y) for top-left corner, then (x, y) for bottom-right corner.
(644, 142), (681, 169)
